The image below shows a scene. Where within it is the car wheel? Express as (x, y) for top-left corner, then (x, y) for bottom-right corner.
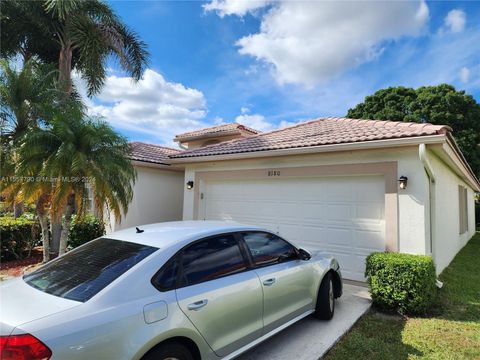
(143, 341), (194, 360)
(314, 272), (335, 320)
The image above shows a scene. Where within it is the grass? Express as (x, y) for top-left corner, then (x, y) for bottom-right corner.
(324, 233), (480, 360)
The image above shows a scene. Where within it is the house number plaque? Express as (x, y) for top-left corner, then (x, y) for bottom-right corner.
(267, 170), (281, 177)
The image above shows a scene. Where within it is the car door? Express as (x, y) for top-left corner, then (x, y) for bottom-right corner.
(241, 232), (315, 334)
(175, 233), (263, 357)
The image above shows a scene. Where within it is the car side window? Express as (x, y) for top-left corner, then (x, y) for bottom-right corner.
(152, 258), (178, 292)
(180, 234), (247, 286)
(243, 232), (298, 267)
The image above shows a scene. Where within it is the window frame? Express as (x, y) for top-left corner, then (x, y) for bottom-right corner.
(239, 231), (301, 269)
(151, 231), (253, 292)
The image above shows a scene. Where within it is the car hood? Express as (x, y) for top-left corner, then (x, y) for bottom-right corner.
(0, 277), (81, 335)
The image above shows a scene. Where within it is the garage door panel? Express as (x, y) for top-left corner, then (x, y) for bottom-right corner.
(355, 203), (383, 220)
(202, 176), (385, 281)
(355, 231), (384, 251)
(325, 204), (352, 221)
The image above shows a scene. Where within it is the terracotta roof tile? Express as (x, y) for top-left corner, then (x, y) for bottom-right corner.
(170, 117), (450, 159)
(174, 122), (259, 141)
(129, 142), (181, 164)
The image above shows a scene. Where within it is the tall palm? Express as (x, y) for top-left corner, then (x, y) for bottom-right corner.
(1, 0), (149, 96)
(0, 59), (60, 219)
(0, 59), (58, 144)
(16, 113), (136, 255)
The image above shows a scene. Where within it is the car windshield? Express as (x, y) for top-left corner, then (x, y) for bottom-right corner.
(23, 238), (158, 302)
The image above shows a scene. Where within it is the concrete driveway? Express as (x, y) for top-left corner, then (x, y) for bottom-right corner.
(237, 283), (371, 360)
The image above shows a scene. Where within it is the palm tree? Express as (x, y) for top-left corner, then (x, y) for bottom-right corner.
(0, 59), (58, 144)
(16, 113), (136, 255)
(0, 59), (60, 219)
(1, 0), (149, 96)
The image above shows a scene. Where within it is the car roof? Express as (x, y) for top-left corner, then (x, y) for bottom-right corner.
(105, 220), (265, 249)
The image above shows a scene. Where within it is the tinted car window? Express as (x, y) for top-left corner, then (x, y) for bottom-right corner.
(152, 258), (178, 291)
(180, 234), (247, 286)
(243, 232), (297, 266)
(24, 238), (157, 302)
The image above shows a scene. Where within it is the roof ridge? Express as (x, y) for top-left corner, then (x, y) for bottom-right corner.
(174, 122), (244, 138)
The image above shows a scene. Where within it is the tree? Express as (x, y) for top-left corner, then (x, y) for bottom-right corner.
(0, 59), (59, 222)
(347, 84), (480, 177)
(15, 113), (136, 255)
(1, 0), (149, 95)
(0, 59), (58, 143)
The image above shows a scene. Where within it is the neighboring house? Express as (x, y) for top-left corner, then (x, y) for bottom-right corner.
(106, 142), (184, 232)
(168, 117), (479, 281)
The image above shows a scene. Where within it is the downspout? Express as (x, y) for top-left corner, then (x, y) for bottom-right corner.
(419, 144), (442, 287)
(419, 144), (435, 254)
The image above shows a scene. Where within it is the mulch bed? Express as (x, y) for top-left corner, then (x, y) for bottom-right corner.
(0, 247), (45, 278)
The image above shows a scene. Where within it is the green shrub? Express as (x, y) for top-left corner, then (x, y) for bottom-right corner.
(68, 214), (105, 249)
(365, 252), (437, 315)
(0, 215), (40, 259)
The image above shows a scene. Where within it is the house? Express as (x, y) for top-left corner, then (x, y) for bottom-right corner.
(106, 142), (184, 232)
(115, 118), (480, 282)
(106, 123), (259, 232)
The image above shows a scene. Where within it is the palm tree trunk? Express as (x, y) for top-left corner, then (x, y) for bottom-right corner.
(13, 201), (24, 218)
(59, 193), (75, 255)
(36, 194), (50, 263)
(58, 43), (73, 95)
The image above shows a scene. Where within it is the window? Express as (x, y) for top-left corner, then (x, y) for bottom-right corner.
(24, 238), (157, 302)
(459, 186), (468, 234)
(243, 232), (298, 266)
(152, 258), (178, 291)
(180, 234), (247, 286)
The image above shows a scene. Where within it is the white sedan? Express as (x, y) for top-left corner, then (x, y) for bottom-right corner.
(0, 221), (342, 360)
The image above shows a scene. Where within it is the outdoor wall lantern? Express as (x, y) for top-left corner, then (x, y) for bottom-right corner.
(186, 181), (194, 190)
(398, 176), (408, 190)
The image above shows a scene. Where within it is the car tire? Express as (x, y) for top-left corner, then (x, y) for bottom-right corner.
(143, 341), (194, 360)
(314, 272), (335, 320)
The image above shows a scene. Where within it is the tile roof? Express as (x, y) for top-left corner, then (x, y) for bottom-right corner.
(170, 117), (451, 159)
(129, 142), (181, 165)
(174, 122), (260, 141)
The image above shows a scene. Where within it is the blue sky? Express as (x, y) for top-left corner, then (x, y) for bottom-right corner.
(80, 1), (480, 146)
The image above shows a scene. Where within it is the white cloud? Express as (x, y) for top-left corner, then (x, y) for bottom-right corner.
(459, 67), (470, 83)
(235, 111), (295, 132)
(74, 69), (208, 145)
(203, 0), (272, 17)
(444, 9), (466, 33)
(206, 0), (429, 86)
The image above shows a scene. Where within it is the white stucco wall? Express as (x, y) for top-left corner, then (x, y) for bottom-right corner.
(107, 165), (184, 233)
(428, 153), (477, 274)
(182, 146), (430, 256)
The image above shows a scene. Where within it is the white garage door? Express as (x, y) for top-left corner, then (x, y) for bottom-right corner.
(199, 176), (385, 281)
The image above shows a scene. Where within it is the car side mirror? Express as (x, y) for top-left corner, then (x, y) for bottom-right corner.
(298, 248), (311, 261)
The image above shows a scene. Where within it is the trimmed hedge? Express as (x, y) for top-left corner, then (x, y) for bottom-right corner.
(365, 252), (437, 315)
(68, 214), (105, 249)
(0, 216), (40, 259)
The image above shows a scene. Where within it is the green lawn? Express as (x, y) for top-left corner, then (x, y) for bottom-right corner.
(324, 233), (480, 360)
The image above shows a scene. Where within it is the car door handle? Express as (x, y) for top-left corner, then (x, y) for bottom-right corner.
(187, 299), (208, 311)
(263, 278), (276, 286)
